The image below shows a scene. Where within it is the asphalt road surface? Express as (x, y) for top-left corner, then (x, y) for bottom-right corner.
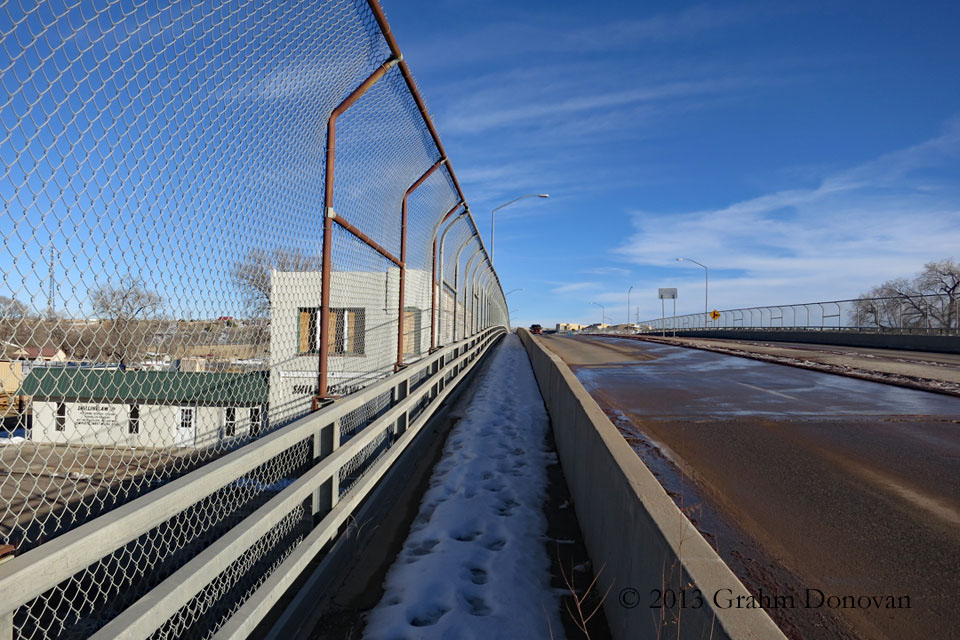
(541, 334), (960, 640)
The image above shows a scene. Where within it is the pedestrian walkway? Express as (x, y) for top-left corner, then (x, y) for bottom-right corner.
(363, 334), (564, 639)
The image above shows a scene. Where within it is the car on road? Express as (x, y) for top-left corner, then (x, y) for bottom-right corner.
(530, 324), (542, 334)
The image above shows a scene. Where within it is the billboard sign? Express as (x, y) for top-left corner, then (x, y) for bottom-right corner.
(658, 288), (678, 300)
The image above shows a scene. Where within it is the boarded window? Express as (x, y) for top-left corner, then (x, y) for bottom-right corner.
(338, 308), (365, 355)
(298, 307), (365, 355)
(55, 402), (66, 431)
(128, 404), (140, 434)
(298, 308), (319, 354)
(250, 405), (262, 437)
(224, 407), (236, 437)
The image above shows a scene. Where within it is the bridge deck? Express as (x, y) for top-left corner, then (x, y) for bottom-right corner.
(541, 334), (960, 640)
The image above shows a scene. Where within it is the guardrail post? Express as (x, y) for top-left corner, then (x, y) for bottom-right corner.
(437, 354), (446, 393)
(312, 420), (340, 521)
(393, 379), (409, 436)
(430, 355), (442, 399)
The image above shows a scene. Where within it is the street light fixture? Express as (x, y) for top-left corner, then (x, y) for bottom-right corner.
(677, 257), (709, 325)
(491, 194), (549, 265)
(506, 288), (525, 296)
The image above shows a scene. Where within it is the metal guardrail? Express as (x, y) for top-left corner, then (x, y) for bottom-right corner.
(0, 326), (504, 639)
(632, 293), (959, 335)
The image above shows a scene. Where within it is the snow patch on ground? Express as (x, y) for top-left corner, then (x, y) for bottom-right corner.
(364, 334), (564, 639)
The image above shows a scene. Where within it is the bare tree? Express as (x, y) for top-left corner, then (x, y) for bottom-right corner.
(83, 280), (164, 366)
(232, 247), (321, 314)
(852, 259), (960, 331)
(0, 296), (47, 349)
(0, 296), (30, 321)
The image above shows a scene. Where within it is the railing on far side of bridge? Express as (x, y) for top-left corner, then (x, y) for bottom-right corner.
(0, 0), (508, 638)
(629, 293), (960, 335)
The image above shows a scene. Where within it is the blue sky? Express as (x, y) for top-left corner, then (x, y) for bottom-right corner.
(383, 0), (960, 327)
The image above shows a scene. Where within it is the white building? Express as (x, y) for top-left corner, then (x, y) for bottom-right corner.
(268, 269), (436, 424)
(20, 368), (268, 448)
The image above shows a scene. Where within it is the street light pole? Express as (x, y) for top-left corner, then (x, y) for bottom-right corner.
(506, 288), (524, 296)
(627, 285), (634, 325)
(591, 301), (604, 326)
(491, 194), (549, 265)
(677, 257), (709, 325)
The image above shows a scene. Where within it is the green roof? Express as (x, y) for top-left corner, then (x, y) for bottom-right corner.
(19, 369), (269, 406)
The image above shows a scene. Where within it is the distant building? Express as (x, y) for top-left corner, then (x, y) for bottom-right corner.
(11, 346), (67, 362)
(556, 323), (585, 332)
(0, 360), (23, 421)
(19, 368), (268, 448)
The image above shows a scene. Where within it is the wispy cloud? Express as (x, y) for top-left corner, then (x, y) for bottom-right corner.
(552, 281), (597, 294)
(582, 266), (631, 277)
(402, 3), (795, 70)
(558, 3), (786, 51)
(615, 119), (960, 311)
(443, 76), (755, 135)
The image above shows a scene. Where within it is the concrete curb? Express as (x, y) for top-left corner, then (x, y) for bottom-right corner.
(517, 329), (786, 640)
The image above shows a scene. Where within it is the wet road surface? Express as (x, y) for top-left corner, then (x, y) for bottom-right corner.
(541, 334), (960, 640)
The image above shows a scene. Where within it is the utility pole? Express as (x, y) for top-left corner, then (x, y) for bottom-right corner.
(47, 244), (55, 319)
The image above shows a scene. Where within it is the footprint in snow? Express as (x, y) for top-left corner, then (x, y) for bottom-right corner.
(452, 528), (482, 542)
(468, 567), (489, 584)
(484, 538), (506, 551)
(496, 498), (520, 516)
(410, 538), (439, 556)
(464, 594), (492, 617)
(408, 604), (449, 627)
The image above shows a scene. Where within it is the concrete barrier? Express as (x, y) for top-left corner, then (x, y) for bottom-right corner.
(517, 329), (785, 640)
(636, 329), (960, 354)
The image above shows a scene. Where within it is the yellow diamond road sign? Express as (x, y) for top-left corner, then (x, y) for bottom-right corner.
(709, 309), (720, 320)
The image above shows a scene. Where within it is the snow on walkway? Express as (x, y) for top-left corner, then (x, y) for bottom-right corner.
(364, 334), (565, 640)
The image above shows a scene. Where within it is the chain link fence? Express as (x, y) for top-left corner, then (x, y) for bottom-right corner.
(627, 293), (960, 334)
(0, 1), (508, 637)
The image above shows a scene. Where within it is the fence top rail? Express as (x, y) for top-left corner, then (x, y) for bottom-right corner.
(0, 326), (505, 610)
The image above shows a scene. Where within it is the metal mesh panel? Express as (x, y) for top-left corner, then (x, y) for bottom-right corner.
(633, 293), (959, 334)
(0, 0), (393, 554)
(15, 439), (310, 639)
(338, 428), (391, 496)
(147, 505), (307, 640)
(1, 0), (507, 637)
(405, 166), (459, 360)
(332, 66), (438, 259)
(436, 215), (472, 345)
(440, 217), (474, 285)
(340, 389), (391, 443)
(327, 226), (399, 393)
